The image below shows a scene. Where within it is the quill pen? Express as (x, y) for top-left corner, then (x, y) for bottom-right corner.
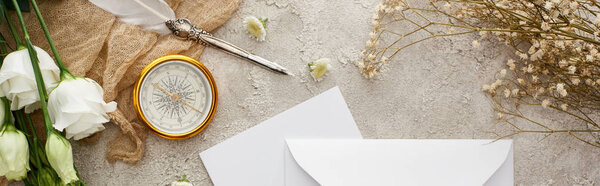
(89, 0), (290, 75)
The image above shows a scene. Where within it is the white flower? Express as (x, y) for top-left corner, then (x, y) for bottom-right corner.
(541, 99), (551, 108)
(558, 59), (568, 68)
(507, 59), (516, 70)
(544, 2), (554, 9)
(244, 16), (267, 41)
(472, 40), (480, 49)
(366, 40), (374, 48)
(561, 104), (568, 111)
(586, 79), (595, 86)
(48, 77), (117, 140)
(511, 89), (520, 96)
(526, 2), (534, 8)
(380, 56), (389, 63)
(45, 132), (78, 184)
(0, 125), (29, 181)
(503, 88), (510, 98)
(479, 31), (488, 37)
(556, 83), (567, 97)
(567, 65), (576, 74)
(443, 3), (452, 10)
(482, 84), (491, 92)
(0, 46), (60, 113)
(570, 1), (579, 9)
(541, 22), (550, 31)
(369, 31), (377, 40)
(571, 78), (580, 85)
(308, 58), (331, 80)
(368, 54), (376, 61)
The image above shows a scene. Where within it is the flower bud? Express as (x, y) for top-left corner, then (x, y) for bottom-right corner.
(45, 132), (78, 184)
(0, 125), (30, 181)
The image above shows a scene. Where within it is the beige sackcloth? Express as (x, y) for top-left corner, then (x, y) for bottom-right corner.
(0, 0), (241, 183)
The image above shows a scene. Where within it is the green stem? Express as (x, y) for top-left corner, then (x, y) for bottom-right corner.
(1, 97), (11, 126)
(0, 33), (10, 58)
(29, 0), (72, 78)
(11, 0), (53, 133)
(15, 110), (43, 170)
(25, 113), (50, 167)
(0, 44), (9, 129)
(1, 0), (23, 47)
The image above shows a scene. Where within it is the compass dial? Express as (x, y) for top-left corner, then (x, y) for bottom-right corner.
(135, 56), (217, 139)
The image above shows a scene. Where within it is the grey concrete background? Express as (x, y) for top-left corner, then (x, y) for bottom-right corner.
(62, 0), (600, 185)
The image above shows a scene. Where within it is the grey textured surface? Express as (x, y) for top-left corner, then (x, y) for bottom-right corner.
(66, 0), (600, 185)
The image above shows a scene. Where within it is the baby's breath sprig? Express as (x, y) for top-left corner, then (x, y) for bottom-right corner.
(360, 0), (600, 147)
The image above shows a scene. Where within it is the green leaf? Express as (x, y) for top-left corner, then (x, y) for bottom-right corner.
(3, 0), (29, 12)
(259, 17), (268, 28)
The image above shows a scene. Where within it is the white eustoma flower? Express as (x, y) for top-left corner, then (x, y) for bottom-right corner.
(0, 125), (30, 181)
(0, 46), (60, 113)
(308, 58), (331, 80)
(48, 77), (116, 140)
(45, 132), (78, 184)
(244, 16), (267, 41)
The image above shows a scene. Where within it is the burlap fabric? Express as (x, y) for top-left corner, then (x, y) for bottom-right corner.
(0, 0), (241, 183)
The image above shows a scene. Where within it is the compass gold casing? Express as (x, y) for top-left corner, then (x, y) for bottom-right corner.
(133, 55), (217, 140)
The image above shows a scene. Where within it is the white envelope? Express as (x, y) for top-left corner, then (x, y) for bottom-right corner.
(284, 139), (513, 186)
(200, 87), (363, 186)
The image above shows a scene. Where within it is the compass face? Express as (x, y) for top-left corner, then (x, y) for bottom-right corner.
(137, 59), (215, 136)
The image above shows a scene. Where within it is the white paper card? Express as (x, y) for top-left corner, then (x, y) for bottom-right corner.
(200, 87), (363, 186)
(285, 139), (514, 186)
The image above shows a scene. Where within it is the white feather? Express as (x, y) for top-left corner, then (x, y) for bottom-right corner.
(89, 0), (176, 35)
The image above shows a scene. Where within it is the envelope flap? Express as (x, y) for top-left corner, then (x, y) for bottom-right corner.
(285, 139), (513, 186)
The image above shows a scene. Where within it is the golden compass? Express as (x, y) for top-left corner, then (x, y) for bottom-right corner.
(133, 55), (217, 140)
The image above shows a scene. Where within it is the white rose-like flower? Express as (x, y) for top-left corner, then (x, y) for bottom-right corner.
(244, 16), (267, 41)
(0, 46), (60, 113)
(45, 132), (78, 184)
(0, 125), (30, 181)
(308, 58), (331, 80)
(48, 77), (117, 140)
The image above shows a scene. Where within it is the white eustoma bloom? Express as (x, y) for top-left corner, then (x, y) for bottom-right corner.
(0, 125), (30, 181)
(244, 16), (267, 41)
(45, 132), (78, 184)
(308, 58), (331, 80)
(48, 77), (116, 140)
(0, 46), (60, 113)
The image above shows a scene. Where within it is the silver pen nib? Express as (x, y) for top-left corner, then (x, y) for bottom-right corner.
(166, 18), (290, 75)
